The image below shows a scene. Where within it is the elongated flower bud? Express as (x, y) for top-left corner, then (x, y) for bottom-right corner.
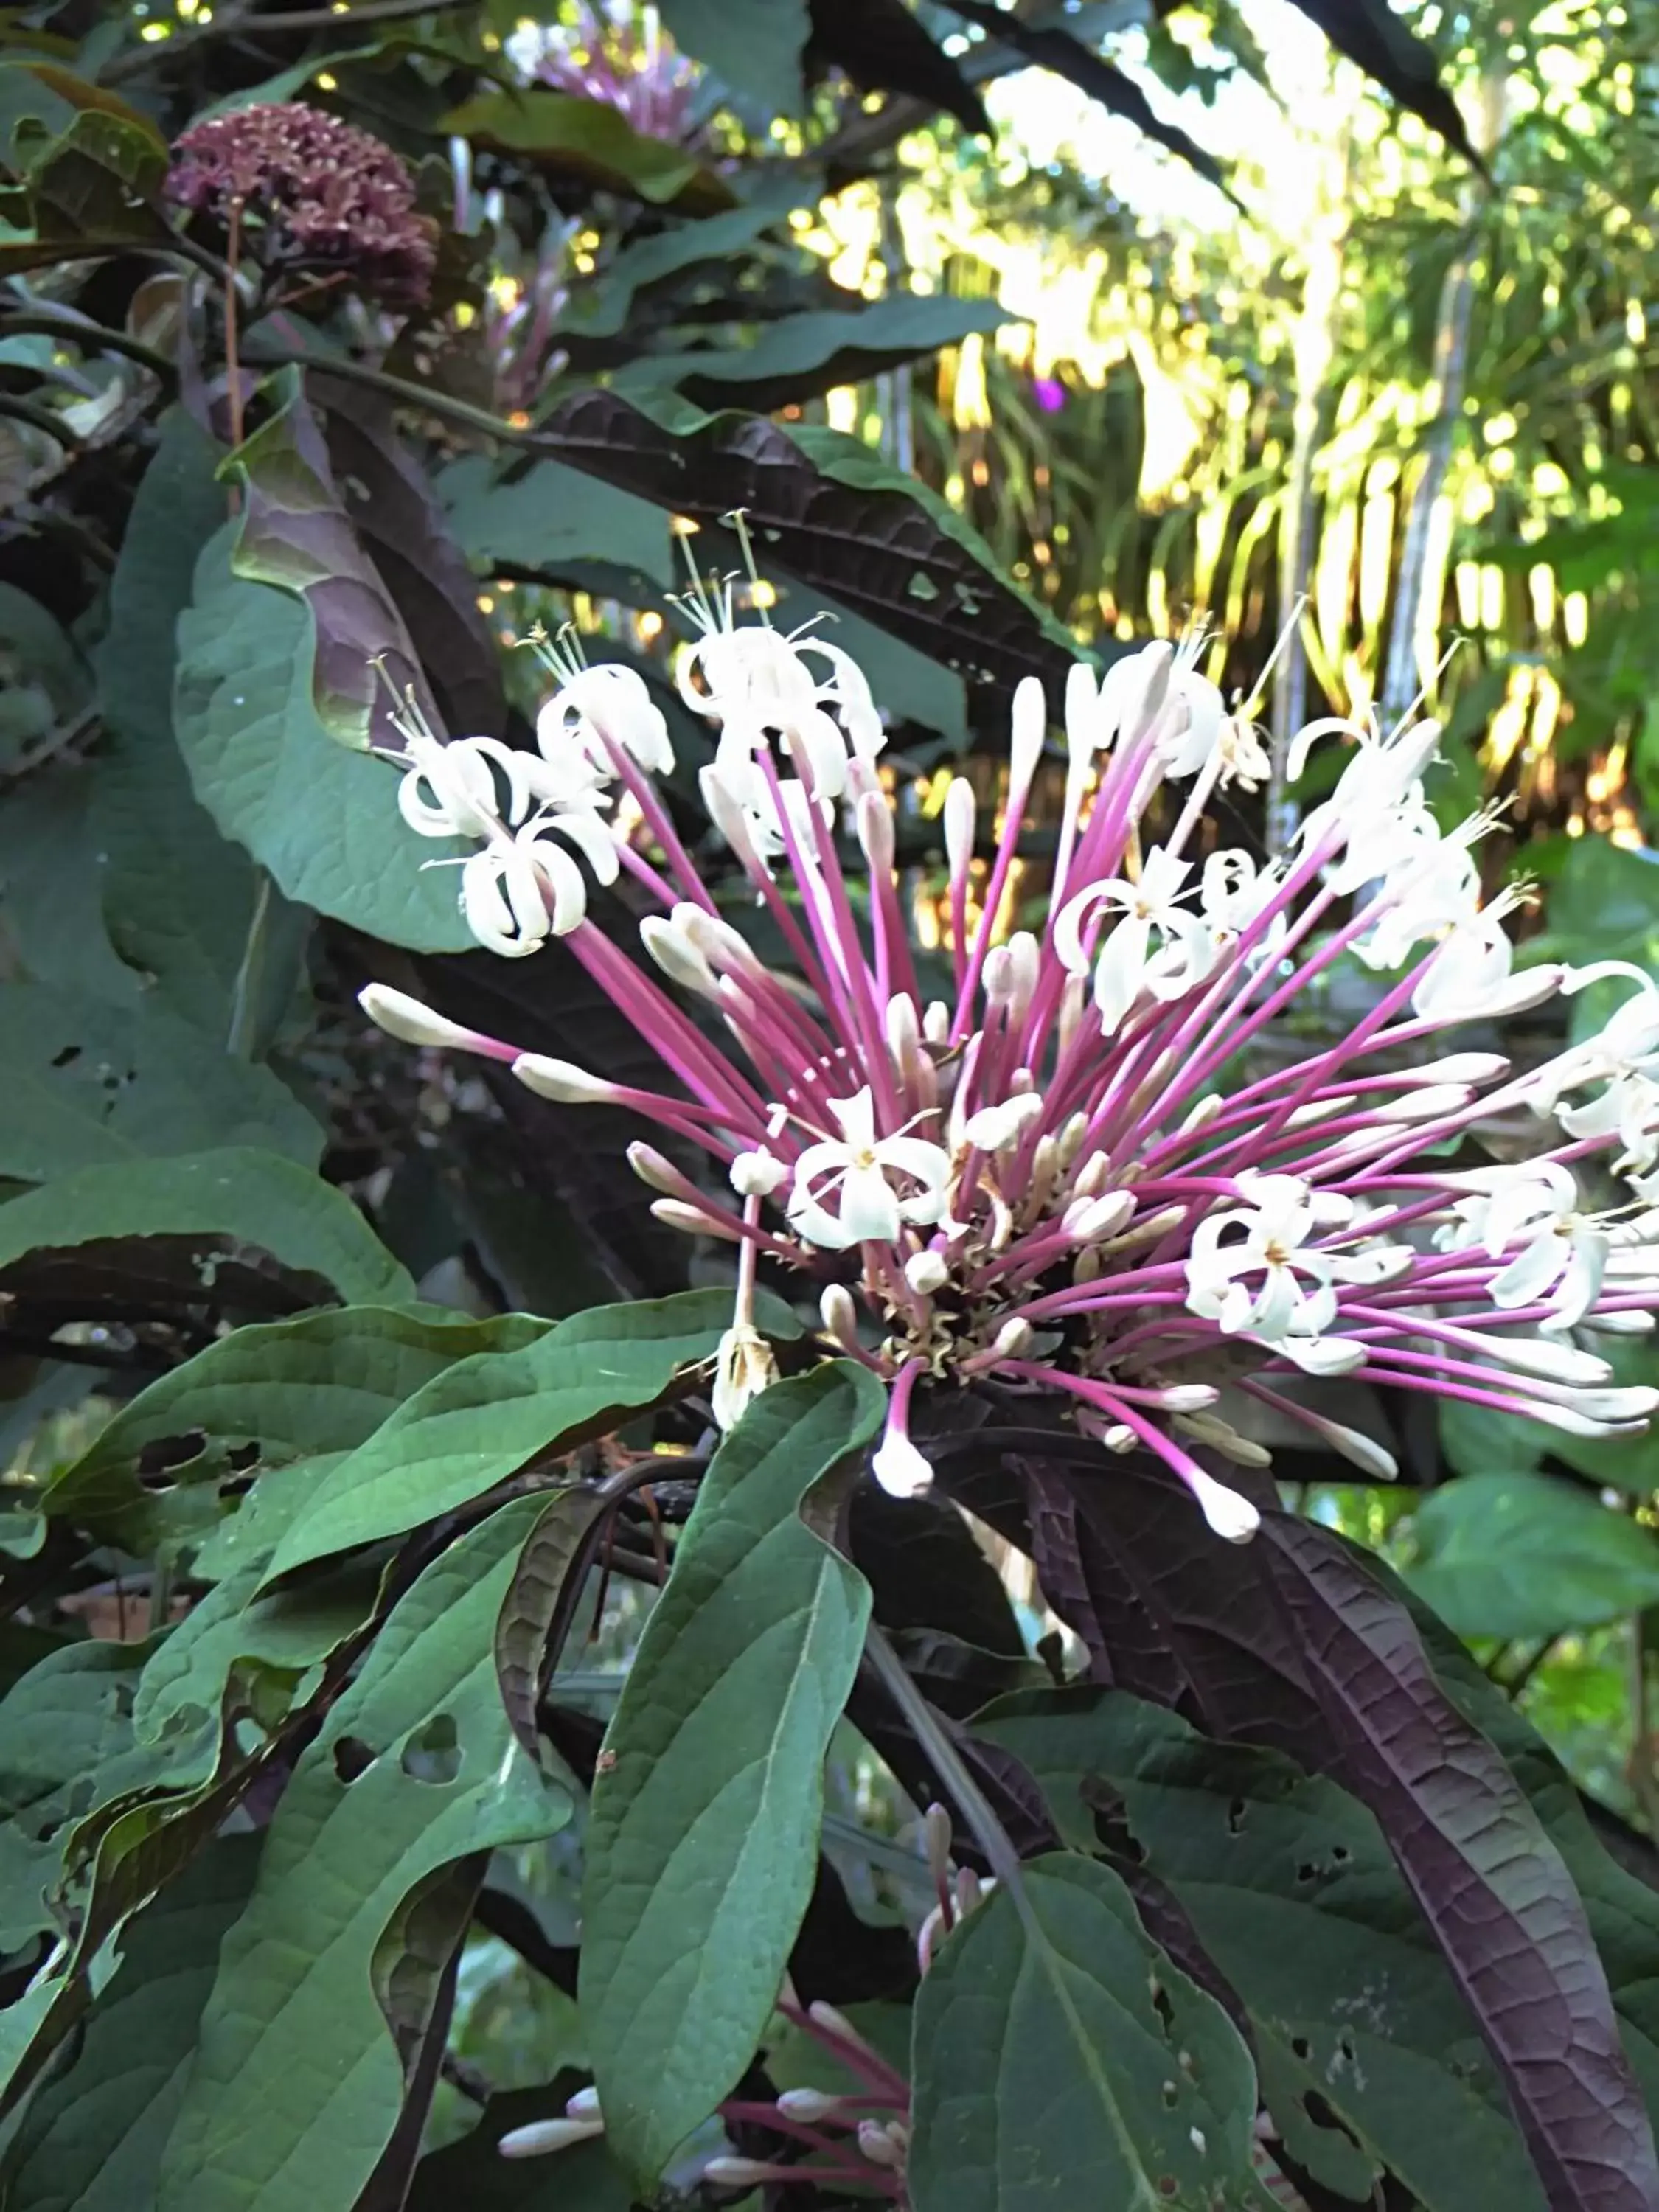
(513, 1053), (617, 1104)
(358, 984), (493, 1054)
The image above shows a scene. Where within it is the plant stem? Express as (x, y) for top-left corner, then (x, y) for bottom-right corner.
(223, 200), (246, 509)
(226, 872), (273, 1060)
(103, 0), (483, 81)
(0, 310), (175, 381)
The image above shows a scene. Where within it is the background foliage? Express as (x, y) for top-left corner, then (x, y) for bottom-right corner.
(0, 0), (1656, 2207)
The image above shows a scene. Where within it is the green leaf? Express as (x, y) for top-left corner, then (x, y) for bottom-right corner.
(0, 1641), (161, 1949)
(441, 89), (734, 212)
(0, 1837), (262, 2212)
(155, 1498), (573, 2212)
(0, 1149), (411, 1305)
(654, 0), (808, 115)
(264, 1287), (799, 1582)
(172, 524), (473, 953)
(580, 1362), (882, 2183)
(614, 294), (1011, 414)
(0, 982), (319, 1180)
(975, 1688), (1551, 2211)
(226, 370), (444, 754)
(908, 1853), (1267, 2212)
(560, 202), (785, 339)
(1405, 1473), (1659, 1641)
(0, 769), (143, 1004)
(46, 1305), (547, 1548)
(93, 407), (280, 1033)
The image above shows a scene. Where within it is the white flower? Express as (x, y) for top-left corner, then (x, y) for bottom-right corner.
(537, 663), (674, 776)
(456, 807), (619, 956)
(1439, 1161), (1608, 1331)
(787, 1089), (952, 1251)
(1409, 893), (1560, 1023)
(1055, 846), (1214, 1034)
(1293, 712), (1444, 849)
(1186, 1175), (1349, 1342)
(397, 731), (539, 841)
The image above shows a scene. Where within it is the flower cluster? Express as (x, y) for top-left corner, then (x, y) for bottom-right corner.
(167, 103), (437, 307)
(363, 554), (1659, 1542)
(507, 0), (703, 143)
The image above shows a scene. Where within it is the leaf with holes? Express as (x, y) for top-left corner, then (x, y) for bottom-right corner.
(226, 370), (443, 754)
(538, 386), (1089, 715)
(172, 525), (473, 951)
(264, 1286), (799, 1581)
(155, 1496), (571, 2212)
(0, 1836), (262, 2212)
(976, 1687), (1553, 2211)
(909, 1853), (1267, 2212)
(0, 983), (320, 1182)
(495, 1484), (616, 1762)
(46, 1305), (547, 1553)
(580, 1362), (882, 2183)
(0, 1151), (411, 1312)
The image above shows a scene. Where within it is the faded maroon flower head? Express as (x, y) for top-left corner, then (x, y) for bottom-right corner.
(167, 102), (437, 307)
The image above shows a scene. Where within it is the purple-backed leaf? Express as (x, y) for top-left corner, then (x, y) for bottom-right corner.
(312, 375), (507, 742)
(224, 366), (440, 752)
(1257, 1513), (1658, 2212)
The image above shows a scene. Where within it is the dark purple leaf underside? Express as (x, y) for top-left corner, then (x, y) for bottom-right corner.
(1259, 1514), (1658, 2212)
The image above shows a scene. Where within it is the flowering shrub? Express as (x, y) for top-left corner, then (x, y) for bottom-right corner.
(366, 571), (1659, 1546)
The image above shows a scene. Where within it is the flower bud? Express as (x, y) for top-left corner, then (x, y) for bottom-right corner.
(1065, 1190), (1135, 1243)
(627, 1142), (686, 1197)
(857, 2120), (907, 2171)
(856, 788), (895, 874)
(358, 984), (490, 1054)
(650, 1197), (739, 1240)
(498, 2116), (605, 2160)
(731, 1148), (787, 1199)
(1190, 1470), (1260, 1543)
(776, 2087), (841, 2121)
(872, 1433), (933, 1498)
(819, 1284), (860, 1349)
(990, 1317), (1032, 1360)
(1009, 675), (1047, 790)
(640, 915), (720, 1001)
(905, 1250), (950, 1295)
(513, 1053), (617, 1105)
(943, 779), (975, 883)
(712, 1321), (778, 1431)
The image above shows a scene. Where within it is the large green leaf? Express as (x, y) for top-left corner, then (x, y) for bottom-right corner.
(46, 1305), (547, 1548)
(654, 0), (808, 114)
(156, 1498), (572, 2212)
(613, 294), (1012, 414)
(908, 1852), (1267, 2212)
(442, 89), (734, 212)
(172, 525), (473, 952)
(263, 1287), (799, 1582)
(0, 1150), (411, 1306)
(560, 202), (784, 340)
(580, 1362), (882, 2183)
(976, 1688), (1550, 2211)
(0, 1837), (262, 2212)
(0, 982), (319, 1179)
(0, 768), (142, 1004)
(1405, 1472), (1659, 1641)
(93, 406), (276, 1033)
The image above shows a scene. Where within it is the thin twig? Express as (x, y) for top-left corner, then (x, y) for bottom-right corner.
(0, 394), (83, 445)
(105, 0), (482, 80)
(0, 310), (175, 381)
(864, 1621), (1026, 1896)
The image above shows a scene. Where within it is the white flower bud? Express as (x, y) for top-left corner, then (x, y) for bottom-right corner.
(627, 1142), (685, 1197)
(512, 1053), (617, 1105)
(1009, 676), (1047, 789)
(565, 2087), (602, 2120)
(819, 1284), (860, 1349)
(640, 915), (720, 1001)
(990, 1317), (1032, 1360)
(358, 984), (484, 1054)
(872, 1433), (933, 1498)
(1191, 1470), (1260, 1543)
(650, 1197), (740, 1240)
(964, 1094), (1045, 1152)
(712, 1322), (778, 1431)
(923, 998), (951, 1045)
(703, 2157), (778, 2186)
(1156, 1384), (1220, 1412)
(1102, 1423), (1135, 1453)
(856, 789), (895, 874)
(776, 2087), (841, 2121)
(498, 2116), (605, 2160)
(857, 2121), (907, 2171)
(731, 1149), (787, 1199)
(943, 779), (975, 880)
(905, 1250), (950, 1295)
(1065, 1190), (1135, 1243)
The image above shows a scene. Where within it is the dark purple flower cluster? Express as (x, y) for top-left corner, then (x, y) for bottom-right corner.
(167, 102), (437, 307)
